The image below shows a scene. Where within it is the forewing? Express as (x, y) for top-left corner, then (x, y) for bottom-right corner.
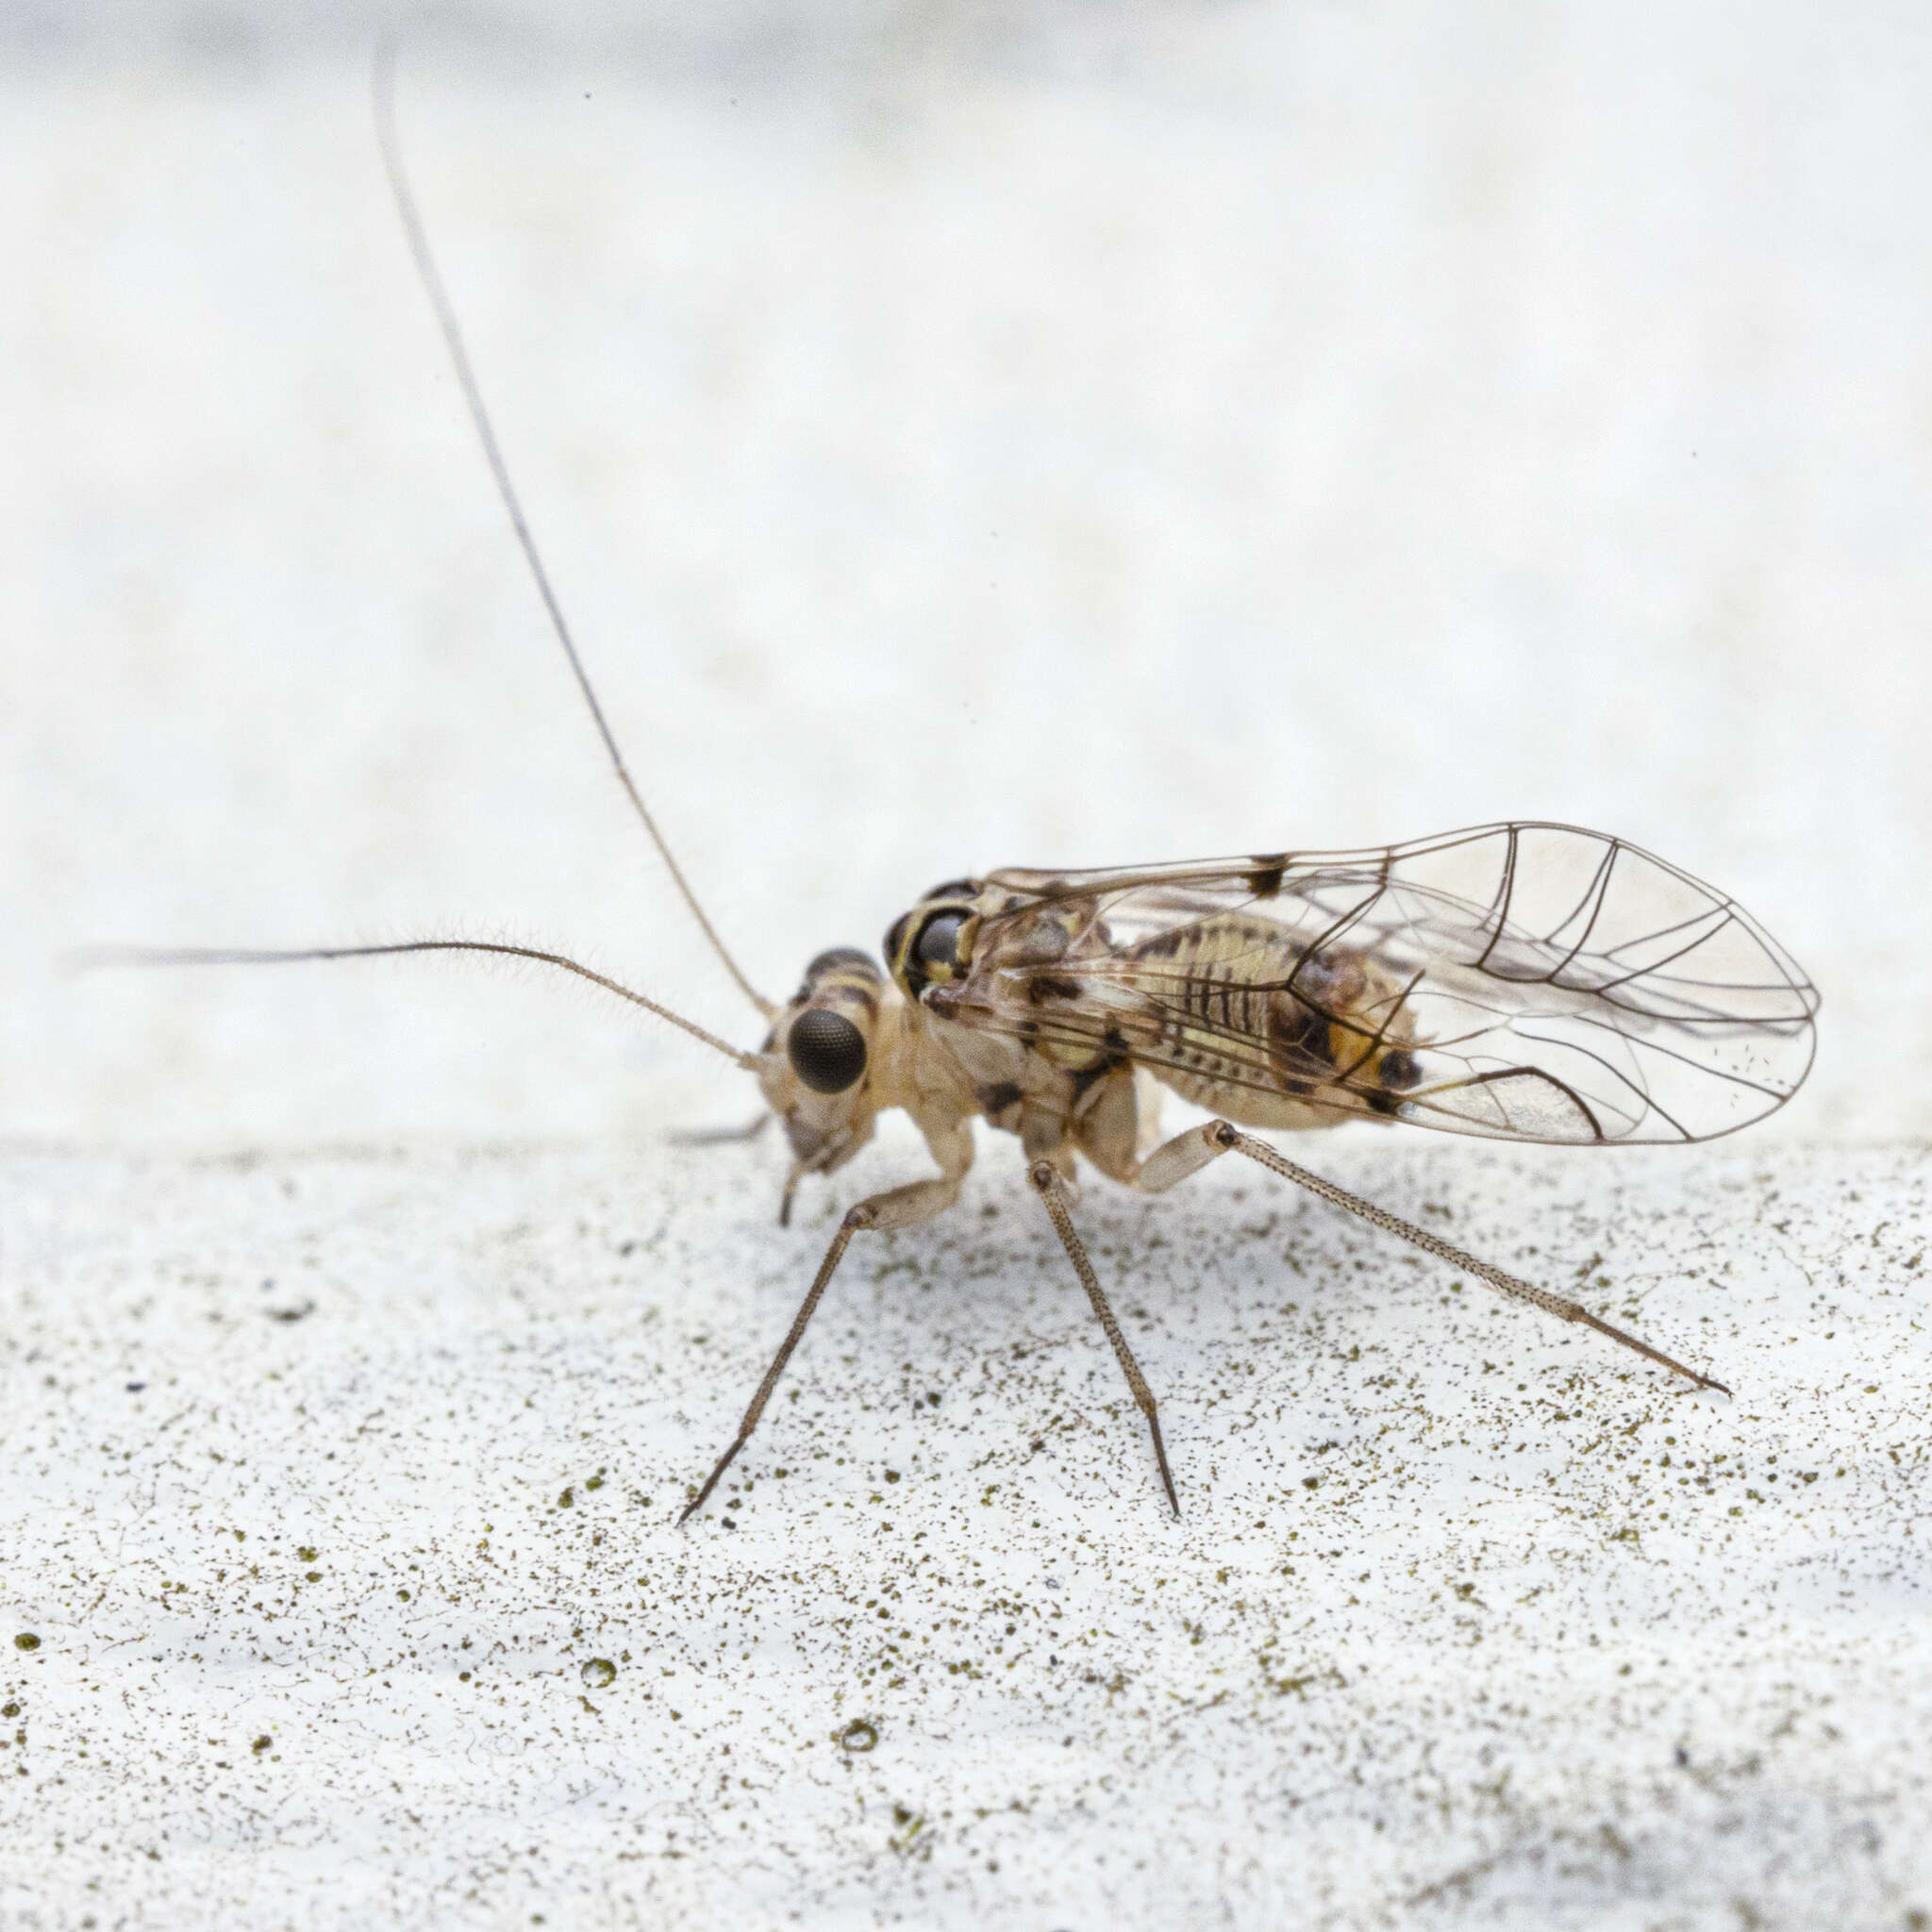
(974, 823), (1818, 1144)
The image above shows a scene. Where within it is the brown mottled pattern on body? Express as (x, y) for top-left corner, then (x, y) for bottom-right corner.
(1104, 913), (1422, 1131)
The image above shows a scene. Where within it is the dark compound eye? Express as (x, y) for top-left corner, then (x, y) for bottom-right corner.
(915, 911), (966, 974)
(786, 1008), (868, 1094)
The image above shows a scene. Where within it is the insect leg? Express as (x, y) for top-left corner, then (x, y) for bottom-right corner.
(1026, 1161), (1180, 1518)
(1134, 1121), (1728, 1395)
(679, 1174), (962, 1524)
(667, 1114), (771, 1148)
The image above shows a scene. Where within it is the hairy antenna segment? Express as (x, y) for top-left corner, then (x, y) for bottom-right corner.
(72, 940), (758, 1070)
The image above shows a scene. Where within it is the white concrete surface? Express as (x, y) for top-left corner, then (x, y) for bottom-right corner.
(4, 1139), (1929, 1927)
(4, 6), (1930, 1926)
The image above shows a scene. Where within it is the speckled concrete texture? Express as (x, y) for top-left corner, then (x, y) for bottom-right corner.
(3, 1138), (1928, 1925)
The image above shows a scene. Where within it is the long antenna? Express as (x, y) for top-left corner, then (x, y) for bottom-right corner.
(75, 941), (761, 1070)
(372, 42), (774, 1019)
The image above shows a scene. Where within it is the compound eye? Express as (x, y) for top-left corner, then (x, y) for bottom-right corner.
(915, 911), (966, 975)
(786, 1008), (868, 1094)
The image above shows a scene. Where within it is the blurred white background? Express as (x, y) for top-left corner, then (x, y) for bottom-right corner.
(5, 0), (1927, 1147)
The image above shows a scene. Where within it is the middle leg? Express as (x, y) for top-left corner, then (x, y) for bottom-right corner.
(1027, 1159), (1180, 1516)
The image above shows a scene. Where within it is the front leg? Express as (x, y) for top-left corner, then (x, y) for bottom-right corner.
(679, 1169), (964, 1524)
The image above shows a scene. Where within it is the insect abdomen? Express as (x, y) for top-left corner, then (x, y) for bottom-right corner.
(1124, 916), (1421, 1129)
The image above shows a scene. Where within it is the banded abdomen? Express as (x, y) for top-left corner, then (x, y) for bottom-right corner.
(1118, 912), (1424, 1130)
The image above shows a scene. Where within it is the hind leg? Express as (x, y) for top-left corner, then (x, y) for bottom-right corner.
(1101, 1115), (1726, 1392)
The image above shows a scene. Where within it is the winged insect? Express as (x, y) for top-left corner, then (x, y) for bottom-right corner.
(92, 58), (1819, 1519)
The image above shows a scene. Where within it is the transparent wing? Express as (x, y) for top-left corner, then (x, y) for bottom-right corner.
(969, 822), (1818, 1144)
